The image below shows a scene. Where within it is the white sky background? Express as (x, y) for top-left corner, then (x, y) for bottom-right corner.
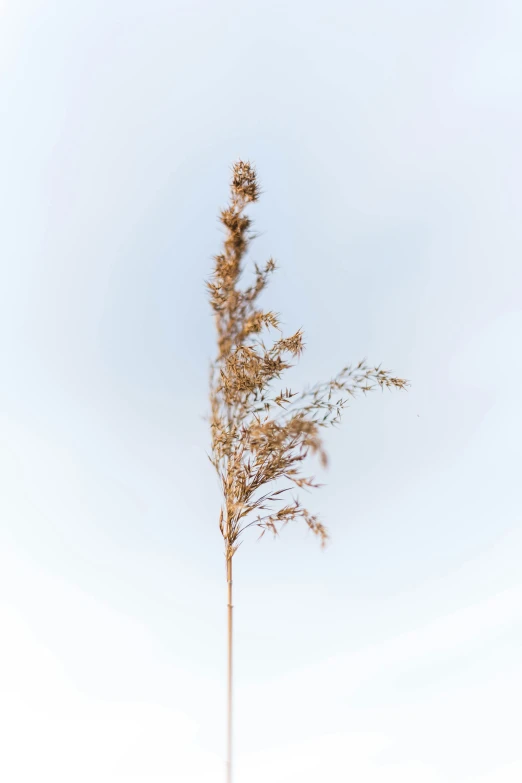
(1, 0), (522, 781)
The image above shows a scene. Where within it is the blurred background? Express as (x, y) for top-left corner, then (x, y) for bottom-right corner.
(0, 1), (521, 780)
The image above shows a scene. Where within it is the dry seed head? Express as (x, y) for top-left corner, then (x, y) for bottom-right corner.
(230, 159), (260, 203)
(207, 160), (408, 561)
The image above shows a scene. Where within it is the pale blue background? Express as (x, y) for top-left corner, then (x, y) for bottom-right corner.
(1, 1), (521, 781)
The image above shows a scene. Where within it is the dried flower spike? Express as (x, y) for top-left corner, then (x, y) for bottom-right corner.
(206, 160), (408, 783)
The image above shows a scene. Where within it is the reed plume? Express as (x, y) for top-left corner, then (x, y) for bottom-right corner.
(206, 160), (408, 783)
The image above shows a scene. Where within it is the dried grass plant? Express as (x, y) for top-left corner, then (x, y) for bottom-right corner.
(206, 160), (408, 783)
